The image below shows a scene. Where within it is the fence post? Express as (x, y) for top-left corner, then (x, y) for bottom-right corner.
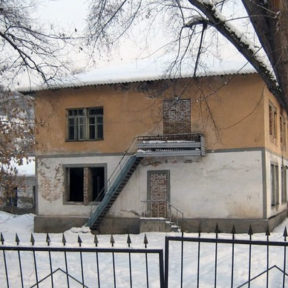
(164, 236), (169, 288)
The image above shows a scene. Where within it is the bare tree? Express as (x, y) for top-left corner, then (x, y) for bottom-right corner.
(0, 0), (75, 207)
(0, 0), (72, 87)
(242, 0), (288, 107)
(87, 0), (287, 107)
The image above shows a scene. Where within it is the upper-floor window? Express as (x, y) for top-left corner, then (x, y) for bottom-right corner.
(280, 114), (286, 150)
(269, 102), (277, 143)
(67, 107), (103, 141)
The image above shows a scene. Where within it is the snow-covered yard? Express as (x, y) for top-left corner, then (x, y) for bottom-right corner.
(0, 212), (288, 287)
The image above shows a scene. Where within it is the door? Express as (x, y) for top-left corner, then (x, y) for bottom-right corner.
(147, 170), (170, 217)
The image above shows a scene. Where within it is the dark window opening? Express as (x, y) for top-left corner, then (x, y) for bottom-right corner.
(66, 166), (105, 203)
(69, 168), (84, 202)
(89, 167), (105, 201)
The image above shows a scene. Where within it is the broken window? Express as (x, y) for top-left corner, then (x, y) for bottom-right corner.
(163, 99), (191, 134)
(65, 166), (105, 204)
(67, 107), (103, 141)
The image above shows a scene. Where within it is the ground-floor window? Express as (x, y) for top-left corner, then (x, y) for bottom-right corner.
(271, 163), (279, 206)
(282, 165), (287, 203)
(65, 166), (105, 204)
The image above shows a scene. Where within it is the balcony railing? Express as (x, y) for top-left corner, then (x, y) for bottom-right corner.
(136, 133), (205, 157)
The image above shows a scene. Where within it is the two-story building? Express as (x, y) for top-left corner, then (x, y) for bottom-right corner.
(22, 61), (288, 233)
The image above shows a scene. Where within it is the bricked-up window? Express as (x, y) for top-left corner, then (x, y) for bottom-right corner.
(269, 103), (277, 143)
(163, 99), (191, 134)
(65, 167), (105, 204)
(271, 163), (279, 206)
(280, 115), (286, 149)
(67, 107), (103, 141)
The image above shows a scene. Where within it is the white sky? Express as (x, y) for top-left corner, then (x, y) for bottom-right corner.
(22, 0), (267, 87)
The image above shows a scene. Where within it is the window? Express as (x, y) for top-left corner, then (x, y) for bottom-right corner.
(67, 107), (103, 141)
(280, 115), (286, 150)
(271, 163), (279, 206)
(269, 103), (277, 143)
(282, 165), (287, 203)
(65, 166), (105, 204)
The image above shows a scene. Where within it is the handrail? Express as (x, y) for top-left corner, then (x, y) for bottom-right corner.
(89, 137), (138, 217)
(141, 200), (184, 228)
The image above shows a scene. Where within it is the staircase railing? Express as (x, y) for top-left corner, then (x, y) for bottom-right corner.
(88, 138), (138, 219)
(141, 200), (184, 228)
(93, 138), (138, 203)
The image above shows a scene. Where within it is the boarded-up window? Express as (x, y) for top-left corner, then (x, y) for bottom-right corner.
(147, 170), (170, 217)
(163, 99), (191, 134)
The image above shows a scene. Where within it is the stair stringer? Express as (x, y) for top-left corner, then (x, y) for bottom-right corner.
(88, 155), (142, 230)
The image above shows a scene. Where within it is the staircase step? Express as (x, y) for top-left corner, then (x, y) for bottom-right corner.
(89, 156), (142, 230)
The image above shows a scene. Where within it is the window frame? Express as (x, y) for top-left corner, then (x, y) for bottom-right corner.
(269, 102), (278, 144)
(271, 162), (279, 207)
(66, 107), (104, 142)
(64, 164), (107, 205)
(281, 165), (287, 203)
(280, 114), (286, 150)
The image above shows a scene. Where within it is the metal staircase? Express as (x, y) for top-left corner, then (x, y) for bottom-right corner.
(88, 155), (142, 230)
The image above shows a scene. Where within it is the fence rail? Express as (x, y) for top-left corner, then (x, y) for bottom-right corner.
(0, 233), (164, 288)
(165, 226), (288, 288)
(1, 226), (288, 287)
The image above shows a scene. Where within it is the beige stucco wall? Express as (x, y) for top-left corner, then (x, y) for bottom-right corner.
(35, 74), (266, 155)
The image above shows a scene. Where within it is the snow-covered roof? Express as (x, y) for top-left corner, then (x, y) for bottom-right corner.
(20, 56), (256, 93)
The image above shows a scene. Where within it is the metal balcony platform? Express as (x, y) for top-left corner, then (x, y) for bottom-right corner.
(136, 133), (205, 157)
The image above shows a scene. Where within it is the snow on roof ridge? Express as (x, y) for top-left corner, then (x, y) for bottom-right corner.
(20, 57), (256, 93)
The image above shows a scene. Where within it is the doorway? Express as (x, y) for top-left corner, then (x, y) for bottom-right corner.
(147, 170), (170, 217)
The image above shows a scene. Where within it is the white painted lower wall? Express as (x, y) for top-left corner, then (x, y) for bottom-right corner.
(109, 150), (264, 219)
(37, 150), (266, 220)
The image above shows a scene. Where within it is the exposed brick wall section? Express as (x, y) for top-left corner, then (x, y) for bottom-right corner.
(148, 171), (169, 217)
(163, 99), (191, 134)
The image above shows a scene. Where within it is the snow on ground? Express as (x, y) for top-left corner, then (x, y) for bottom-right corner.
(0, 211), (288, 287)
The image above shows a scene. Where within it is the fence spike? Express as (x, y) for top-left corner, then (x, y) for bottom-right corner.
(284, 227), (287, 240)
(127, 234), (131, 247)
(46, 233), (51, 246)
(144, 234), (148, 248)
(15, 233), (20, 245)
(94, 235), (98, 247)
(266, 225), (270, 237)
(1, 233), (4, 245)
(231, 225), (236, 235)
(30, 233), (35, 246)
(62, 234), (66, 246)
(110, 235), (115, 247)
(248, 225), (253, 236)
(78, 235), (82, 247)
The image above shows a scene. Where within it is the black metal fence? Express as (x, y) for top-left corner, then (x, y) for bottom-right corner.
(1, 226), (288, 288)
(0, 234), (164, 288)
(165, 226), (288, 288)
